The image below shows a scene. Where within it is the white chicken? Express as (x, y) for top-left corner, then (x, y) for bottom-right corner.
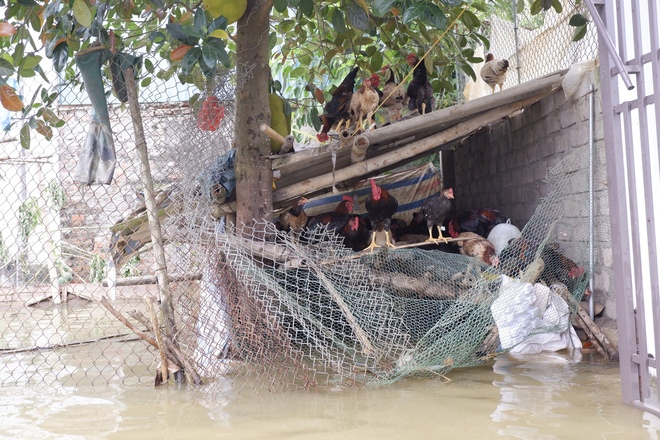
(480, 53), (509, 93)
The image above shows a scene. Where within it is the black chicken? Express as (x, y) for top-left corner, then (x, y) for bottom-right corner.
(340, 215), (371, 251)
(306, 195), (354, 236)
(420, 187), (454, 243)
(406, 54), (435, 115)
(317, 67), (359, 142)
(365, 178), (399, 252)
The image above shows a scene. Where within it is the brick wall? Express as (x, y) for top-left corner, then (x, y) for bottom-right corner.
(449, 75), (616, 337)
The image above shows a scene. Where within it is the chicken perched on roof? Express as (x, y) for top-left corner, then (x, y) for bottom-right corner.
(406, 54), (435, 115)
(317, 67), (359, 142)
(349, 76), (380, 132)
(480, 53), (509, 93)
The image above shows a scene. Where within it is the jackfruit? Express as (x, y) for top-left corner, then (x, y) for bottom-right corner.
(202, 0), (247, 23)
(269, 93), (291, 154)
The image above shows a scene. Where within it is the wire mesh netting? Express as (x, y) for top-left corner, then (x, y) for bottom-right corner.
(1, 6), (596, 397)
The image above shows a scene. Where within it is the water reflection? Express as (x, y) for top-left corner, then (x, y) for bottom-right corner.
(2, 351), (660, 439)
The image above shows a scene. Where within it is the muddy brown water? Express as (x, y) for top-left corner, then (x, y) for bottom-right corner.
(1, 350), (658, 439)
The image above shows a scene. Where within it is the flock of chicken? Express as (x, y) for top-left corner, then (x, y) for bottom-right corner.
(277, 180), (586, 292)
(316, 52), (510, 142)
(277, 179), (504, 267)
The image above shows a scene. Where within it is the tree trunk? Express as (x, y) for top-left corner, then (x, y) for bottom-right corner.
(234, 0), (273, 234)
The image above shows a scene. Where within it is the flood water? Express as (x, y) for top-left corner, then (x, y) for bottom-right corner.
(1, 350), (659, 439)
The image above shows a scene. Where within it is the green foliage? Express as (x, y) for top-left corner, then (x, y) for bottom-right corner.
(89, 253), (106, 283)
(120, 255), (142, 278)
(17, 197), (41, 242)
(46, 180), (66, 210)
(2, 0), (583, 142)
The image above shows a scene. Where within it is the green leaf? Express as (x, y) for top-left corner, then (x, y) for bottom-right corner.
(20, 123), (30, 150)
(371, 0), (395, 17)
(370, 51), (383, 72)
(20, 55), (42, 70)
(530, 0), (542, 15)
(208, 16), (228, 33)
(569, 14), (588, 27)
(402, 3), (425, 24)
(16, 0), (39, 6)
(299, 0), (314, 17)
(346, 1), (370, 31)
(439, 0), (464, 6)
(201, 43), (218, 69)
(332, 9), (346, 33)
(460, 10), (480, 30)
(194, 7), (207, 30)
(0, 59), (14, 76)
(43, 0), (61, 20)
(551, 0), (562, 13)
(52, 42), (69, 72)
(572, 24), (587, 41)
(421, 3), (447, 30)
(73, 0), (93, 28)
(517, 0), (525, 14)
(274, 0), (288, 13)
(181, 46), (201, 76)
(166, 23), (199, 46)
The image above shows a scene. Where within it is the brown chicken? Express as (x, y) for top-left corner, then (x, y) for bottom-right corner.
(539, 244), (586, 293)
(379, 67), (407, 122)
(278, 197), (308, 237)
(420, 187), (454, 243)
(349, 77), (380, 131)
(406, 54), (435, 115)
(364, 178), (399, 252)
(480, 53), (509, 93)
(317, 66), (359, 142)
(306, 195), (355, 236)
(457, 232), (499, 266)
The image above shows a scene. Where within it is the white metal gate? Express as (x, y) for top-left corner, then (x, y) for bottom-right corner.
(594, 0), (660, 414)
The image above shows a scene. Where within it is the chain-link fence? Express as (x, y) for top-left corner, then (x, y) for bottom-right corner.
(1, 3), (598, 398)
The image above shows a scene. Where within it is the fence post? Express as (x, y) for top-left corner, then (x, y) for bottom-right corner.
(123, 65), (177, 339)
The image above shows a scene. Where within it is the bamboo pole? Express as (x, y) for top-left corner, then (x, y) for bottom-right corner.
(124, 66), (177, 339)
(102, 272), (202, 287)
(351, 135), (369, 164)
(273, 97), (545, 204)
(146, 297), (169, 385)
(260, 123), (286, 145)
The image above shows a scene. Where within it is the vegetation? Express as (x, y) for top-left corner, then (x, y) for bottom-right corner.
(0, 0), (588, 224)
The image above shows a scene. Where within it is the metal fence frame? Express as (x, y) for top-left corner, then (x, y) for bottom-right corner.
(596, 0), (660, 414)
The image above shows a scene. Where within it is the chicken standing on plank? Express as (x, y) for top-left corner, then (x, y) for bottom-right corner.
(457, 232), (499, 266)
(317, 67), (359, 142)
(380, 67), (407, 122)
(421, 187), (454, 243)
(349, 77), (380, 132)
(278, 197), (308, 239)
(406, 54), (436, 115)
(364, 179), (399, 252)
(480, 53), (509, 93)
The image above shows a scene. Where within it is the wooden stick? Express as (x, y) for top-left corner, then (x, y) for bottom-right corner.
(307, 259), (375, 356)
(553, 284), (618, 360)
(100, 296), (159, 349)
(260, 123), (286, 145)
(146, 297), (170, 385)
(102, 272), (202, 287)
(128, 308), (203, 385)
(124, 66), (177, 339)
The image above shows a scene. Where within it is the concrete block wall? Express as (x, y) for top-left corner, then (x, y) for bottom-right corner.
(450, 74), (616, 335)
